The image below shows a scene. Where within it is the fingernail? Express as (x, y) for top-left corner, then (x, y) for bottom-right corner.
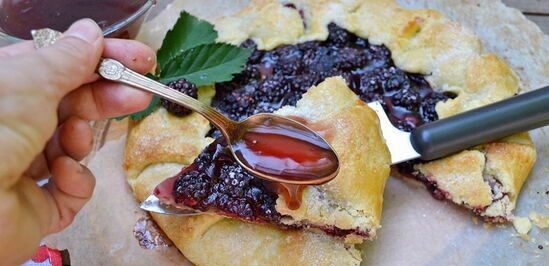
(64, 19), (102, 44)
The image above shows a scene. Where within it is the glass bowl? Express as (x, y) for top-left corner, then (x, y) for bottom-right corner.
(0, 0), (156, 46)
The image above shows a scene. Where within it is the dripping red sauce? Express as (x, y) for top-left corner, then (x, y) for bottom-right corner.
(271, 183), (306, 210)
(0, 0), (150, 39)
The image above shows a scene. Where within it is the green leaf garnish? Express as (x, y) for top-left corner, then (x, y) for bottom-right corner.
(156, 11), (218, 72)
(116, 12), (250, 121)
(160, 43), (252, 86)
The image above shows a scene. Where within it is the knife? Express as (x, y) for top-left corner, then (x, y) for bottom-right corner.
(369, 85), (549, 164)
(140, 194), (201, 215)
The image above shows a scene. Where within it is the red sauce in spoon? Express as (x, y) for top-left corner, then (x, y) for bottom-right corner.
(231, 115), (339, 185)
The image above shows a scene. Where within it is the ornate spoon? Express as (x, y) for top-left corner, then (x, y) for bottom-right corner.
(32, 28), (340, 186)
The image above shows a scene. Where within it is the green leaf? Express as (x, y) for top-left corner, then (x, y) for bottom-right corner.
(156, 11), (218, 72)
(160, 43), (252, 86)
(113, 95), (160, 121)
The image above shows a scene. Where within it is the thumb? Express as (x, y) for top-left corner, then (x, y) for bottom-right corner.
(26, 19), (104, 99)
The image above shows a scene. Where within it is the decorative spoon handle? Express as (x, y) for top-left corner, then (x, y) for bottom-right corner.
(97, 58), (234, 131)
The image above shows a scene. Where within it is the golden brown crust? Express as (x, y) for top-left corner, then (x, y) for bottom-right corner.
(414, 133), (536, 220)
(415, 150), (493, 208)
(124, 109), (213, 180)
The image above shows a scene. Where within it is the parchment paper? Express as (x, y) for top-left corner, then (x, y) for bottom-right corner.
(44, 1), (548, 265)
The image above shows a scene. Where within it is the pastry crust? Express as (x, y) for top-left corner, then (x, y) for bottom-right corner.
(125, 0), (537, 264)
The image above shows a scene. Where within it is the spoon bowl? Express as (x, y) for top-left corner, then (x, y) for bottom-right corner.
(230, 114), (340, 185)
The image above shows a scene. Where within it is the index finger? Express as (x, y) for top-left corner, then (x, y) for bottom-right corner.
(0, 41), (35, 57)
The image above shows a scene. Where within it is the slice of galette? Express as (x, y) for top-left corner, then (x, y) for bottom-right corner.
(124, 0), (537, 265)
(152, 77), (390, 243)
(126, 77), (389, 265)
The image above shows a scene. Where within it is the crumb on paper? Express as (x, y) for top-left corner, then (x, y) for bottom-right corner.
(512, 216), (531, 236)
(472, 216), (479, 225)
(483, 222), (493, 229)
(529, 212), (549, 229)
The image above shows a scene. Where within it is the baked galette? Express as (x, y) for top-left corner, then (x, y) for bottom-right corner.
(124, 0), (536, 265)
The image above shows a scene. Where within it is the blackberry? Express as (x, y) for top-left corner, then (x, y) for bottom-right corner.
(382, 68), (409, 93)
(174, 171), (209, 207)
(391, 88), (420, 108)
(333, 47), (366, 70)
(258, 76), (291, 102)
(327, 23), (355, 46)
(354, 38), (369, 48)
(307, 46), (335, 74)
(161, 78), (198, 116)
(287, 73), (323, 92)
(348, 72), (383, 99)
(241, 40), (264, 64)
(419, 91), (456, 124)
(297, 40), (321, 51)
(274, 45), (303, 75)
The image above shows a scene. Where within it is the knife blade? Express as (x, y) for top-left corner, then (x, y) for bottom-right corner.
(140, 194), (201, 216)
(369, 85), (549, 164)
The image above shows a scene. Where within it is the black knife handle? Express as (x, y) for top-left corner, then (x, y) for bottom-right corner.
(411, 85), (549, 161)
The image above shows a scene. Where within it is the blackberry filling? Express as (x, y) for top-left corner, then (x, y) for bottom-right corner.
(161, 78), (198, 116)
(211, 23), (455, 133)
(172, 138), (284, 223)
(166, 24), (454, 232)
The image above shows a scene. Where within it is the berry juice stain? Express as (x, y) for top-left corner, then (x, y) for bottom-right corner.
(0, 0), (147, 39)
(231, 118), (339, 184)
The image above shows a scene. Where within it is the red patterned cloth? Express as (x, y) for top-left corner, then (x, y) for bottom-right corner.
(21, 245), (64, 266)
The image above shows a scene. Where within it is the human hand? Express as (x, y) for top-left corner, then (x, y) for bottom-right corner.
(0, 19), (156, 265)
